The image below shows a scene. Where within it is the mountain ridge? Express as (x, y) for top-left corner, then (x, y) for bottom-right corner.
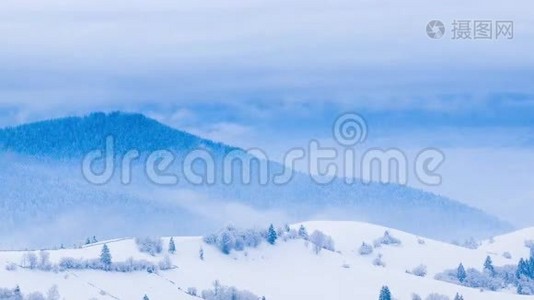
(0, 112), (513, 247)
(0, 111), (239, 158)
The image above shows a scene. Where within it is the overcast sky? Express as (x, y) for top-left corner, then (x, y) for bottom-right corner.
(1, 0), (533, 225)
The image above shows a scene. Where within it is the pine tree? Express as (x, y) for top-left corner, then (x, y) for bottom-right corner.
(14, 285), (22, 298)
(378, 286), (391, 300)
(199, 247), (204, 261)
(168, 237), (176, 254)
(92, 235), (98, 243)
(284, 224), (291, 232)
(517, 258), (529, 279)
(85, 238), (91, 245)
(457, 263), (467, 283)
(100, 244), (112, 270)
(484, 255), (495, 276)
(143, 295), (150, 300)
(454, 293), (464, 300)
(267, 224), (278, 245)
(298, 225), (308, 240)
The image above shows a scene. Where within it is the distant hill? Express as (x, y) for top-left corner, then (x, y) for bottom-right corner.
(0, 112), (513, 248)
(0, 112), (236, 157)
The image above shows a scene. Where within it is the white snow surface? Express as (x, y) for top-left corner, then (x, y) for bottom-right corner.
(0, 221), (532, 300)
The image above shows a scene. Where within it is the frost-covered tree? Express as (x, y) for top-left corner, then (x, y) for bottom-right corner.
(0, 286), (22, 300)
(26, 292), (46, 300)
(484, 256), (495, 276)
(459, 237), (479, 249)
(453, 293), (464, 300)
(309, 230), (335, 254)
(436, 264), (509, 292)
(143, 295), (150, 300)
(267, 224), (277, 245)
(517, 258), (528, 278)
(100, 244), (112, 270)
(373, 254), (386, 267)
(457, 263), (467, 283)
(409, 264), (427, 277)
(204, 225), (268, 254)
(517, 257), (534, 280)
(199, 247), (204, 260)
(425, 294), (449, 300)
(158, 255), (173, 270)
(39, 251), (52, 271)
(378, 286), (391, 300)
(358, 242), (373, 255)
(135, 237), (163, 256)
(517, 276), (534, 295)
(218, 230), (235, 254)
(25, 292), (47, 300)
(168, 237), (176, 254)
(201, 281), (260, 300)
(22, 252), (38, 269)
(47, 285), (60, 300)
(92, 236), (98, 243)
(187, 287), (198, 296)
(374, 231), (401, 247)
(283, 224), (290, 232)
(298, 225), (308, 240)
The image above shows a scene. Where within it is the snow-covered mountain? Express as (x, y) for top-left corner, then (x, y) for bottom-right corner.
(0, 221), (532, 299)
(0, 112), (512, 248)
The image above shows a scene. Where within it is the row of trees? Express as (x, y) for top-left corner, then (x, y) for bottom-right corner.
(379, 286), (464, 300)
(517, 256), (534, 279)
(200, 280), (262, 300)
(0, 285), (60, 300)
(14, 244), (172, 273)
(437, 254), (534, 295)
(203, 224), (335, 255)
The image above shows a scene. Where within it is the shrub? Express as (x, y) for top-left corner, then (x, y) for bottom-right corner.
(374, 231), (401, 247)
(309, 230), (335, 254)
(21, 252), (38, 269)
(187, 287), (198, 296)
(201, 281), (260, 300)
(408, 264), (428, 277)
(26, 292), (46, 300)
(5, 263), (17, 271)
(38, 251), (52, 271)
(135, 237), (163, 256)
(0, 286), (22, 300)
(204, 226), (265, 255)
(412, 294), (422, 300)
(158, 255), (173, 270)
(373, 254), (385, 267)
(425, 294), (449, 300)
(453, 237), (479, 249)
(358, 242), (373, 255)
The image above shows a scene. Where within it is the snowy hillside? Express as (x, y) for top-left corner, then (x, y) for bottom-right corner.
(1, 221), (532, 300)
(0, 112), (512, 248)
